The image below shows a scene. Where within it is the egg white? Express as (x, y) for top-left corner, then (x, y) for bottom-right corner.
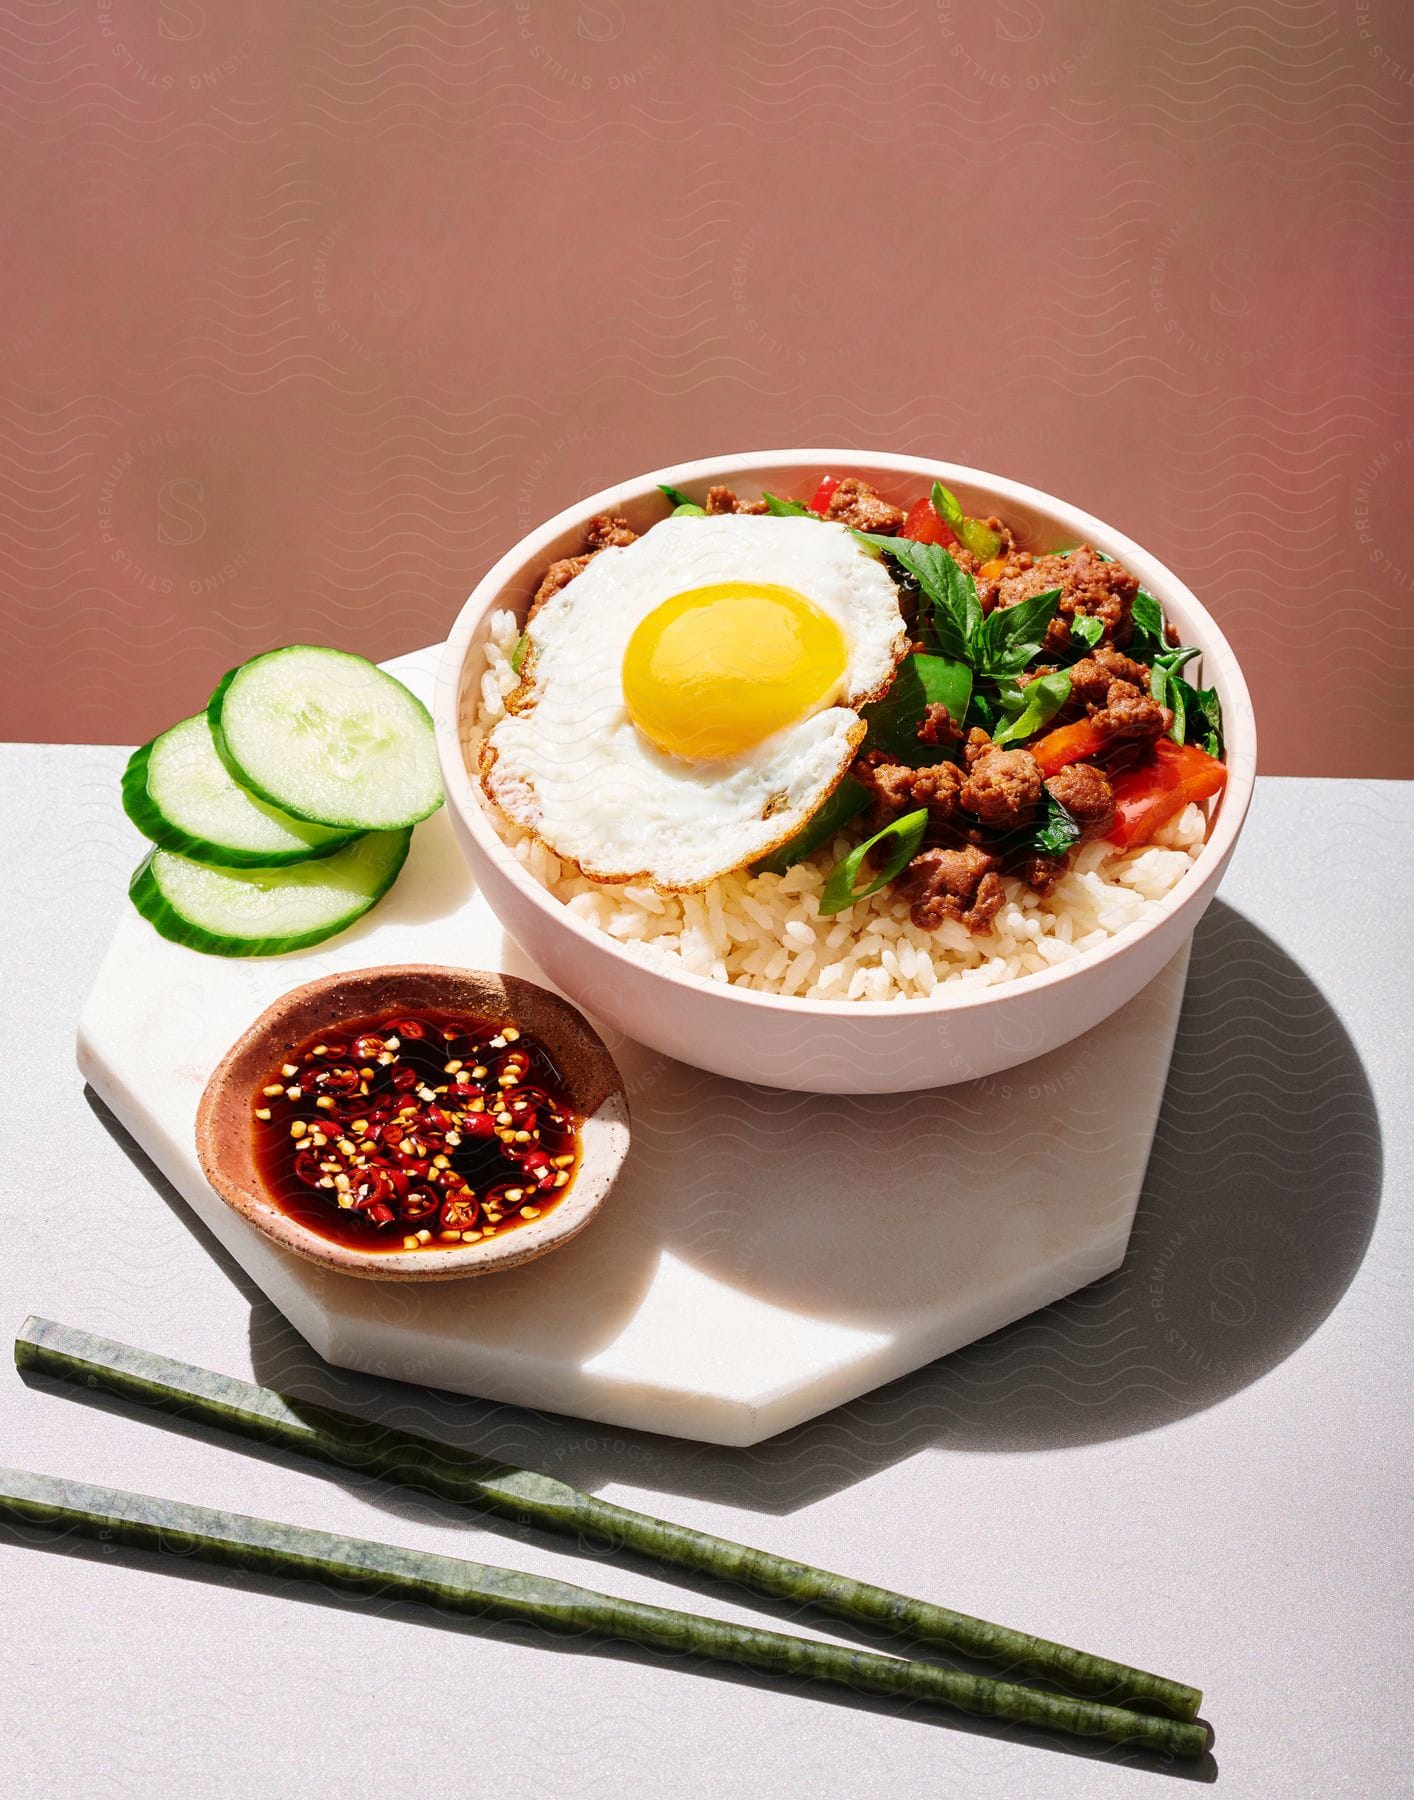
(481, 514), (907, 889)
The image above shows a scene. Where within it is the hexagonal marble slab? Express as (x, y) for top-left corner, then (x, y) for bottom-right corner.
(78, 647), (1191, 1447)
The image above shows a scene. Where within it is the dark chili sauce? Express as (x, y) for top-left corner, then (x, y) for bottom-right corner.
(251, 1009), (581, 1253)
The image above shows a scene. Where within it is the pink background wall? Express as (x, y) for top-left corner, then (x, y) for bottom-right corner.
(4, 1), (1412, 773)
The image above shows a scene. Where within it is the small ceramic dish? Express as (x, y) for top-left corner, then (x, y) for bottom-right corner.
(195, 964), (630, 1281)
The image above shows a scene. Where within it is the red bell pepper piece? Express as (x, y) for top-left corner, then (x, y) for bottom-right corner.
(1106, 739), (1227, 848)
(1029, 717), (1109, 776)
(808, 474), (840, 514)
(899, 497), (958, 546)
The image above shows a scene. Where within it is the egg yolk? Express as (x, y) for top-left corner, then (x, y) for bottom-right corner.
(622, 583), (849, 761)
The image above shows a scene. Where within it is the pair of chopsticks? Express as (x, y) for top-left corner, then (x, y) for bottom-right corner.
(5, 1317), (1207, 1758)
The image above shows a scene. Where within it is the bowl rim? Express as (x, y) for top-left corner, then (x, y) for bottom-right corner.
(194, 963), (630, 1281)
(435, 448), (1257, 1019)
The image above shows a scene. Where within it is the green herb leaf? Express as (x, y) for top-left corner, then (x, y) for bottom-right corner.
(860, 654), (972, 765)
(859, 535), (979, 660)
(966, 689), (998, 733)
(992, 670), (1072, 747)
(930, 480), (1002, 560)
(819, 808), (928, 916)
(1193, 684), (1224, 757)
(658, 482), (695, 509)
(752, 777), (871, 877)
(510, 634), (527, 674)
(995, 788), (1082, 860)
(977, 587), (1060, 676)
(930, 480), (965, 534)
(1130, 591), (1166, 662)
(1148, 645), (1201, 741)
(1069, 614), (1105, 651)
(762, 492), (812, 517)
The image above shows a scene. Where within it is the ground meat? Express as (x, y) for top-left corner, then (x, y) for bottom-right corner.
(855, 752), (962, 828)
(916, 703), (961, 749)
(955, 539), (1030, 614)
(959, 729), (1044, 828)
(705, 485), (768, 516)
(1015, 852), (1067, 896)
(1067, 645), (1151, 709)
(1044, 762), (1116, 839)
(531, 553), (594, 609)
(819, 477), (905, 534)
(995, 544), (1139, 654)
(1094, 679), (1172, 742)
(584, 512), (637, 549)
(899, 846), (1006, 933)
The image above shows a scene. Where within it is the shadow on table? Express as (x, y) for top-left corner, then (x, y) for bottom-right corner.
(79, 897), (1380, 1524)
(0, 1518), (1217, 1783)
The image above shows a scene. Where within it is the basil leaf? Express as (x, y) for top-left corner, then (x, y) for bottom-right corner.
(930, 480), (1002, 560)
(992, 670), (1072, 747)
(510, 634), (527, 674)
(1069, 614), (1104, 650)
(658, 482), (695, 509)
(995, 788), (1082, 860)
(967, 689), (998, 732)
(819, 808), (928, 916)
(860, 535), (979, 661)
(930, 480), (965, 534)
(1194, 684), (1224, 758)
(1166, 673), (1223, 755)
(860, 654), (972, 765)
(1130, 590), (1166, 661)
(762, 492), (812, 517)
(1148, 645), (1201, 741)
(752, 777), (871, 877)
(938, 545), (984, 650)
(978, 587), (1060, 676)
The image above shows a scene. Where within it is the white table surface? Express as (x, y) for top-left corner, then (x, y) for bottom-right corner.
(1, 751), (1408, 1799)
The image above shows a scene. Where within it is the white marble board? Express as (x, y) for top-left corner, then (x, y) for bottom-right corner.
(77, 646), (1190, 1447)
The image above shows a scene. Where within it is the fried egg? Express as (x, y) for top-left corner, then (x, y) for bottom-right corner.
(481, 514), (907, 888)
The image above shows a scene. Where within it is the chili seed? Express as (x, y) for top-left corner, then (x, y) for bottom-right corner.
(289, 1120), (306, 1138)
(254, 1107), (271, 1121)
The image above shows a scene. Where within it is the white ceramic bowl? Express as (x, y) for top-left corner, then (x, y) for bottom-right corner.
(435, 451), (1256, 1095)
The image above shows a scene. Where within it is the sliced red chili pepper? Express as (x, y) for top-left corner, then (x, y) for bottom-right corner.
(440, 1193), (480, 1231)
(390, 1065), (418, 1091)
(808, 473), (840, 514)
(385, 1018), (426, 1040)
(513, 1149), (557, 1190)
(457, 1110), (497, 1140)
(401, 1190), (439, 1221)
(292, 1151), (325, 1188)
(364, 1202), (395, 1227)
(351, 1033), (386, 1062)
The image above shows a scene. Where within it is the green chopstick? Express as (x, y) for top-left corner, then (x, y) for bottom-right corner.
(15, 1317), (1202, 1721)
(0, 1467), (1207, 1757)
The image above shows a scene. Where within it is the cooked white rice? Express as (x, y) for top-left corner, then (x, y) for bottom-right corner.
(466, 610), (1208, 1003)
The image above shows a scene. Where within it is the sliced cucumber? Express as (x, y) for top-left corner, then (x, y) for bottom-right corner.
(129, 830), (411, 957)
(209, 647), (443, 833)
(123, 715), (358, 867)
